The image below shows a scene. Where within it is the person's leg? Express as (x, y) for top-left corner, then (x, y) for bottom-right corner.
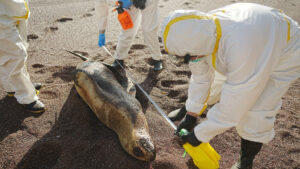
(6, 20), (42, 97)
(114, 7), (141, 67)
(235, 31), (300, 168)
(0, 17), (44, 113)
(237, 30), (300, 144)
(141, 0), (163, 71)
(0, 17), (15, 93)
(231, 138), (262, 169)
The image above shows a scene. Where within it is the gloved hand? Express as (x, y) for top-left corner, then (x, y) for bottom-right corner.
(176, 114), (197, 135)
(119, 0), (133, 9)
(132, 0), (146, 10)
(181, 130), (202, 147)
(98, 33), (105, 47)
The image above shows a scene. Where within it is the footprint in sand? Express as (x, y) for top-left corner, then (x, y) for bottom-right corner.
(135, 66), (148, 73)
(45, 79), (54, 84)
(167, 88), (188, 102)
(183, 2), (191, 5)
(144, 58), (154, 65)
(279, 131), (293, 139)
(44, 26), (58, 32)
(173, 70), (191, 76)
(34, 66), (75, 83)
(82, 13), (93, 18)
(161, 80), (187, 88)
(27, 34), (38, 41)
(131, 44), (146, 50)
(167, 90), (180, 97)
(56, 17), (73, 22)
(17, 132), (34, 141)
(128, 50), (134, 54)
(179, 95), (187, 102)
(32, 63), (45, 68)
(288, 148), (300, 154)
(39, 90), (59, 100)
(35, 66), (62, 74)
(52, 66), (76, 82)
(291, 124), (300, 129)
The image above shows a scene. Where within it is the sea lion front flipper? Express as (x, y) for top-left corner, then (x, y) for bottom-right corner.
(103, 63), (136, 97)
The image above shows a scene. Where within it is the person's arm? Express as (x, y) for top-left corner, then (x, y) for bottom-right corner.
(95, 0), (108, 34)
(185, 59), (215, 115)
(95, 0), (108, 47)
(175, 59), (214, 133)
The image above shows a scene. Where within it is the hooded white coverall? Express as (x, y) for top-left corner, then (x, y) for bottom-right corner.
(0, 0), (38, 104)
(95, 0), (162, 61)
(162, 3), (300, 143)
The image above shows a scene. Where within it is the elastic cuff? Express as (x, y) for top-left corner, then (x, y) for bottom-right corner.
(187, 111), (199, 117)
(99, 30), (105, 34)
(237, 128), (275, 144)
(186, 100), (207, 115)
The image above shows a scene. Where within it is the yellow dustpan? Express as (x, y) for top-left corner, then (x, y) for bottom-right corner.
(180, 129), (220, 169)
(183, 142), (220, 169)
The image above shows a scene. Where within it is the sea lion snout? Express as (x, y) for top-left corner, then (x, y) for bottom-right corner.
(132, 137), (156, 161)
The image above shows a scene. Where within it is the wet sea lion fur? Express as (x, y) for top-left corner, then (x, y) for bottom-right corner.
(72, 61), (156, 161)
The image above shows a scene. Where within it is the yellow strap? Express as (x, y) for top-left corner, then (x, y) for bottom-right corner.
(279, 10), (291, 43)
(163, 14), (222, 70)
(282, 17), (291, 43)
(211, 15), (222, 70)
(198, 90), (210, 115)
(14, 0), (29, 19)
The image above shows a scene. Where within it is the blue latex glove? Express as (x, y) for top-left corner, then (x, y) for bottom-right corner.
(98, 33), (105, 47)
(119, 0), (132, 9)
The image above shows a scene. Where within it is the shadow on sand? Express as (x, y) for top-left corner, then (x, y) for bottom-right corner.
(135, 69), (161, 113)
(0, 96), (43, 142)
(16, 87), (149, 169)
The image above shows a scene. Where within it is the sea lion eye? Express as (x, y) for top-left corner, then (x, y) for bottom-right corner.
(133, 147), (144, 157)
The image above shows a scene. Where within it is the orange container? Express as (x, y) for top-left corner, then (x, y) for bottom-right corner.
(114, 1), (134, 30)
(118, 10), (133, 30)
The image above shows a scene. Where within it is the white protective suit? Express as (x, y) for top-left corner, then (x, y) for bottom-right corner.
(162, 3), (300, 143)
(95, 0), (162, 60)
(0, 0), (38, 104)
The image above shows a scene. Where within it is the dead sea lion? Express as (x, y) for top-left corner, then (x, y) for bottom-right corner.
(72, 61), (156, 161)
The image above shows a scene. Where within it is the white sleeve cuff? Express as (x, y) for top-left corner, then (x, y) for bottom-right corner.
(193, 105), (236, 142)
(185, 98), (206, 114)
